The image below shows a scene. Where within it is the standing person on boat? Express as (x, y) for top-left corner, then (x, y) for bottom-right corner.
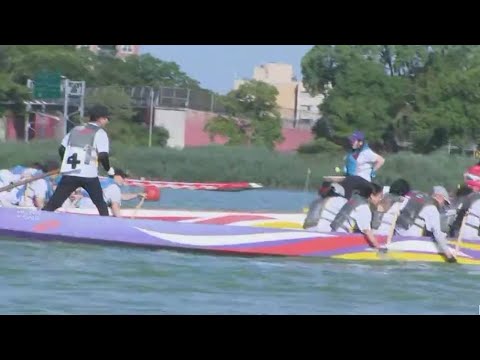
(395, 186), (457, 262)
(42, 104), (113, 216)
(75, 168), (146, 217)
(303, 182), (347, 231)
(340, 130), (385, 198)
(330, 182), (386, 251)
(344, 130), (385, 182)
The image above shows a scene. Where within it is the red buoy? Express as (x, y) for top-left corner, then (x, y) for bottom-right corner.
(144, 185), (161, 201)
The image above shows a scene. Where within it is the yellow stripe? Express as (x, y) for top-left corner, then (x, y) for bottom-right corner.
(331, 251), (480, 265)
(253, 221), (304, 229)
(447, 240), (480, 250)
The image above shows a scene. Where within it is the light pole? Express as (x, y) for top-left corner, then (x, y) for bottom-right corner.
(148, 87), (154, 147)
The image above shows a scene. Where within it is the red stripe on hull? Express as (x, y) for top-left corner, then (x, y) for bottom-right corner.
(195, 214), (274, 225)
(209, 234), (387, 256)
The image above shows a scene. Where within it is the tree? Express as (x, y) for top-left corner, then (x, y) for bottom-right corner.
(204, 80), (284, 149)
(84, 86), (169, 147)
(300, 45), (480, 153)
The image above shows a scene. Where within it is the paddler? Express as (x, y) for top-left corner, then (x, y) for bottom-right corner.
(395, 186), (457, 262)
(75, 168), (146, 217)
(344, 130), (385, 182)
(449, 183), (480, 240)
(303, 182), (347, 231)
(0, 169), (18, 207)
(448, 185), (474, 238)
(372, 178), (411, 236)
(15, 167), (49, 209)
(330, 182), (386, 251)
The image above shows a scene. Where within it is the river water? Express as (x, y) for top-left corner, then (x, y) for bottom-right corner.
(0, 188), (479, 314)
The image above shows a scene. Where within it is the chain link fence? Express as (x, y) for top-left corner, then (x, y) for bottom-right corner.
(86, 85), (320, 129)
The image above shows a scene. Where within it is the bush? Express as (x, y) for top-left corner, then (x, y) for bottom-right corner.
(0, 140), (475, 192)
(297, 138), (343, 154)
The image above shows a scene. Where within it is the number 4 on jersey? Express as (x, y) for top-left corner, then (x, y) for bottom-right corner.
(67, 153), (81, 169)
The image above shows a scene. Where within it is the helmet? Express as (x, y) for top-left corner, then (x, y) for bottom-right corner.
(464, 164), (480, 190)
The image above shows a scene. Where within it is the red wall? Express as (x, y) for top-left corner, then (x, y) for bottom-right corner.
(184, 110), (228, 146)
(277, 128), (314, 152)
(184, 109), (313, 152)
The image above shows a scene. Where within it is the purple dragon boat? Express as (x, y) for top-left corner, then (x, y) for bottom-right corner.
(0, 207), (479, 264)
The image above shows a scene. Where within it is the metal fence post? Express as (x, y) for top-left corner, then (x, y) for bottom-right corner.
(148, 87), (154, 148)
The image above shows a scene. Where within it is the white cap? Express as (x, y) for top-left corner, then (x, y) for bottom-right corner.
(433, 185), (451, 204)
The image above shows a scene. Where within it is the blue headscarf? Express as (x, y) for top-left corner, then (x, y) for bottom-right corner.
(344, 142), (371, 176)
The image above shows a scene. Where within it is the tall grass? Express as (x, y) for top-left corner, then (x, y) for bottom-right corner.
(0, 140), (475, 192)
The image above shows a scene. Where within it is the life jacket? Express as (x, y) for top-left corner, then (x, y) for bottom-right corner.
(60, 123), (102, 174)
(450, 192), (480, 237)
(330, 193), (368, 232)
(344, 143), (371, 176)
(303, 196), (343, 229)
(396, 191), (436, 231)
(371, 193), (404, 230)
(303, 198), (325, 229)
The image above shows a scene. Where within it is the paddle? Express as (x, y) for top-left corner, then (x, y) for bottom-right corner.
(455, 210), (468, 254)
(0, 169), (60, 193)
(130, 194), (146, 219)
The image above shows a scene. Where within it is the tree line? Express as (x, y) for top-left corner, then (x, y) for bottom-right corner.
(300, 45), (480, 154)
(0, 45), (206, 146)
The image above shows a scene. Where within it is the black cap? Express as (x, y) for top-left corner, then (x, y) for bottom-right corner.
(88, 104), (111, 120)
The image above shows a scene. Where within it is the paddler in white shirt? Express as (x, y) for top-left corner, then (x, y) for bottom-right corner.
(0, 169), (18, 207)
(450, 183), (480, 241)
(76, 168), (146, 217)
(372, 178), (411, 236)
(303, 182), (348, 232)
(330, 182), (386, 251)
(395, 186), (456, 262)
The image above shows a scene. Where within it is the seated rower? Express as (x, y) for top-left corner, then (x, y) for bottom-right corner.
(303, 182), (347, 232)
(373, 179), (411, 236)
(0, 169), (18, 207)
(450, 185), (480, 241)
(76, 168), (145, 217)
(395, 186), (456, 262)
(15, 167), (51, 209)
(448, 185), (474, 238)
(330, 182), (386, 251)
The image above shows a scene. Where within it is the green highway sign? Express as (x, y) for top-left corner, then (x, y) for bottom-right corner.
(33, 70), (62, 99)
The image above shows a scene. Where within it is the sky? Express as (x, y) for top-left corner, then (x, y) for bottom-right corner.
(141, 45), (313, 94)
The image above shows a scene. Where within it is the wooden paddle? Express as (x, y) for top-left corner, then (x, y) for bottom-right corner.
(0, 169), (60, 193)
(455, 210), (469, 254)
(323, 175), (346, 183)
(130, 194), (146, 219)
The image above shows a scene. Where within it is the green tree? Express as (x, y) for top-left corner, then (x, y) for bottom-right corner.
(85, 86), (169, 147)
(204, 80), (284, 149)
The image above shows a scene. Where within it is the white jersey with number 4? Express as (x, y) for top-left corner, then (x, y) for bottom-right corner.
(60, 123), (109, 178)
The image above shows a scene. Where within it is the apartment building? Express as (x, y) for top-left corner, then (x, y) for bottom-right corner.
(76, 45), (140, 58)
(234, 62), (324, 127)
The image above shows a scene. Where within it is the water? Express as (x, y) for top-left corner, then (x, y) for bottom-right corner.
(1, 188), (479, 315)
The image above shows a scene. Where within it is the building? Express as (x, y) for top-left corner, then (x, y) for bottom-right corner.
(76, 45), (140, 58)
(234, 62), (324, 128)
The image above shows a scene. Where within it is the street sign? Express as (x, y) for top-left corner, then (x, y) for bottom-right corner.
(33, 70), (62, 99)
(67, 81), (85, 97)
